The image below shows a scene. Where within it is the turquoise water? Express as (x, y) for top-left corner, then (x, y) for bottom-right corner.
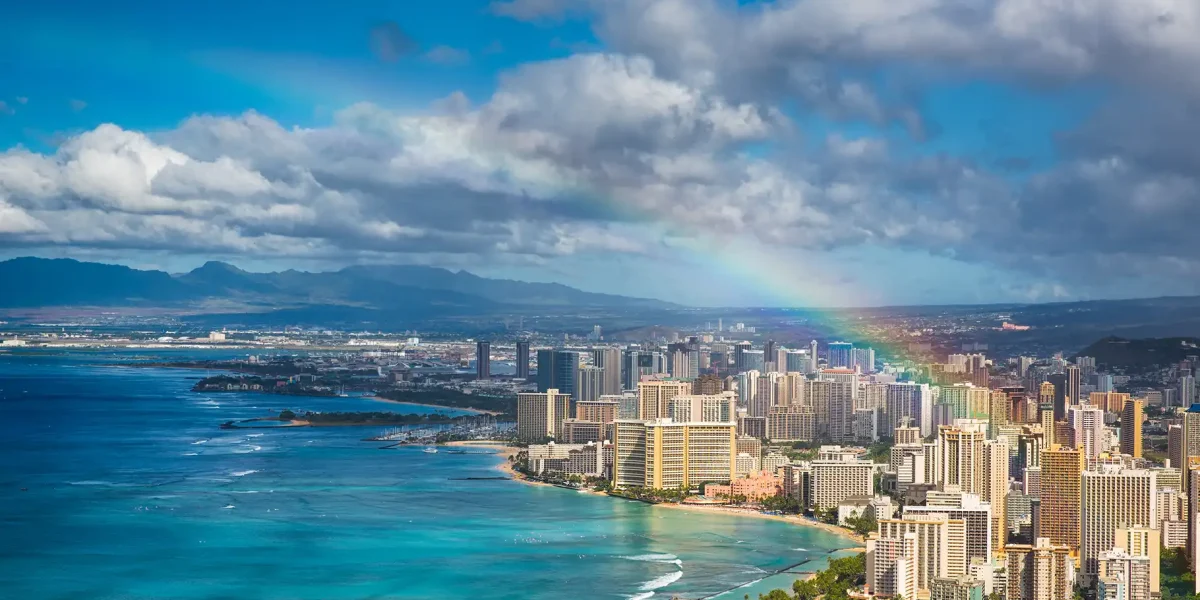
(0, 350), (854, 599)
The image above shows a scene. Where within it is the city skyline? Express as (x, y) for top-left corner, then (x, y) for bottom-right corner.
(5, 2), (1200, 306)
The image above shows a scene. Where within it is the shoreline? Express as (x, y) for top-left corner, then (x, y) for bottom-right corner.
(453, 440), (865, 545)
(367, 396), (502, 416)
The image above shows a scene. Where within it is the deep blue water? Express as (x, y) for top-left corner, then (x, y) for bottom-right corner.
(0, 350), (853, 599)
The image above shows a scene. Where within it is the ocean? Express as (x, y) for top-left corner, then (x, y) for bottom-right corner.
(0, 349), (855, 599)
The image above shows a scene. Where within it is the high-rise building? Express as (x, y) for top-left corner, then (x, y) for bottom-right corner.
(516, 341), (530, 380)
(809, 340), (819, 373)
(1109, 527), (1161, 599)
(940, 384), (991, 420)
(828, 342), (854, 369)
(668, 393), (737, 423)
(475, 340), (491, 380)
(811, 454), (874, 509)
(988, 389), (1010, 434)
(764, 340), (777, 370)
(576, 399), (618, 424)
(767, 405), (816, 442)
(1040, 446), (1084, 549)
(591, 347), (622, 396)
(867, 533), (920, 600)
(1040, 403), (1056, 447)
(1091, 391), (1131, 414)
(886, 382), (933, 438)
(1182, 376), (1196, 408)
(693, 373), (724, 395)
(1066, 365), (1082, 408)
(536, 349), (556, 392)
(517, 389), (572, 442)
(554, 351), (580, 399)
(878, 514), (969, 591)
(1080, 468), (1157, 583)
(1182, 404), (1200, 469)
(636, 379), (691, 421)
(906, 492), (993, 564)
(1005, 538), (1076, 600)
(982, 440), (1010, 553)
(1121, 398), (1145, 458)
(810, 379), (856, 442)
(575, 366), (604, 403)
(1097, 374), (1115, 393)
(785, 350), (809, 374)
(612, 419), (736, 489)
(1048, 374), (1068, 421)
(854, 347), (877, 374)
(733, 342), (753, 374)
(1076, 356), (1097, 378)
(1169, 424), (1184, 472)
(895, 421), (922, 446)
(622, 349), (665, 391)
(937, 426), (985, 495)
(1070, 404), (1106, 462)
(1098, 549), (1153, 600)
(1018, 356), (1035, 377)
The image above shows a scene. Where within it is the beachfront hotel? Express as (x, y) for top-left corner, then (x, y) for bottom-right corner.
(613, 418), (737, 489)
(811, 451), (874, 510)
(516, 388), (572, 442)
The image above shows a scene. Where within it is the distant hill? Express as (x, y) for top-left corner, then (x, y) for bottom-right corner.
(0, 257), (674, 310)
(1074, 336), (1200, 369)
(0, 257), (193, 307)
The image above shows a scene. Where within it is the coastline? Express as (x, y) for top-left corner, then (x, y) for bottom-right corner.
(367, 396), (502, 416)
(656, 503), (864, 546)
(454, 440), (865, 545)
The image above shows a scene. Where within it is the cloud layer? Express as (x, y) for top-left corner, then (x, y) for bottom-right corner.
(5, 1), (1200, 301)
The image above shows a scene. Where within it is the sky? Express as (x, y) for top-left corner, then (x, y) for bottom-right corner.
(2, 0), (1200, 307)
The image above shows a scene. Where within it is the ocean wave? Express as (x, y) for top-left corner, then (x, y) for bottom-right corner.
(231, 445), (263, 454)
(622, 554), (677, 563)
(792, 547), (809, 552)
(191, 439), (208, 445)
(197, 400), (220, 406)
(223, 504), (235, 509)
(639, 570), (683, 591)
(627, 593), (655, 600)
(229, 470), (259, 477)
(245, 433), (264, 438)
(230, 490), (260, 494)
(181, 452), (199, 456)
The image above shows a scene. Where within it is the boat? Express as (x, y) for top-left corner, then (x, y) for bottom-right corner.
(422, 447), (438, 454)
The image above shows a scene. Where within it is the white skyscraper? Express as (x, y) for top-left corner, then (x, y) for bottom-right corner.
(1070, 404), (1107, 462)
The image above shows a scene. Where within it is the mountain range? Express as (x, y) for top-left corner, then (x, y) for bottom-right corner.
(0, 257), (672, 311)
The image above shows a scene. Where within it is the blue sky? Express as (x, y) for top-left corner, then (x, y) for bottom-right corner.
(1, 0), (1194, 306)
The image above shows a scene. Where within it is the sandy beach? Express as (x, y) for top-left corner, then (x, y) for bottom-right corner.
(367, 396), (502, 416)
(657, 502), (864, 545)
(448, 440), (866, 544)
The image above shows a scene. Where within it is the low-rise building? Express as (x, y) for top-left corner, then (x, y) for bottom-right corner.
(703, 470), (782, 503)
(930, 576), (984, 600)
(527, 441), (606, 477)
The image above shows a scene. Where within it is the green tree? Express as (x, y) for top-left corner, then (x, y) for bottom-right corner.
(759, 591), (791, 600)
(279, 409), (296, 420)
(792, 578), (819, 600)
